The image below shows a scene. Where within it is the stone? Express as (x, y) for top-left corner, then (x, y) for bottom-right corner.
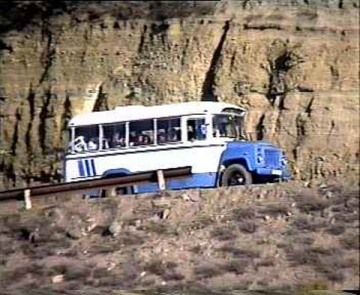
(52, 275), (64, 284)
(108, 221), (122, 236)
(160, 208), (171, 220)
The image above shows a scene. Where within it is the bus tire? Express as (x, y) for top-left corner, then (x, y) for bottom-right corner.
(220, 164), (252, 187)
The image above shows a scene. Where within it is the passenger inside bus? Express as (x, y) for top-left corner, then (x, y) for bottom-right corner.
(167, 128), (179, 142)
(88, 137), (99, 150)
(187, 119), (206, 141)
(158, 131), (167, 144)
(111, 132), (125, 148)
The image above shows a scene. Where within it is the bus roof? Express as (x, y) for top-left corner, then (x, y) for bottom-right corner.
(68, 101), (247, 127)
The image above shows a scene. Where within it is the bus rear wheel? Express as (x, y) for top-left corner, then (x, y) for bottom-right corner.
(220, 164), (252, 187)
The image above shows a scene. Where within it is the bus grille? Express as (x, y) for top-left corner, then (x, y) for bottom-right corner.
(264, 149), (281, 167)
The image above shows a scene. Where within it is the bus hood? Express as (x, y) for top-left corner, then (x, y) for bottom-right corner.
(227, 140), (280, 150)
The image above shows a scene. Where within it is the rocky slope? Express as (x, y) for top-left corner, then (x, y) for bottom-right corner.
(0, 1), (359, 188)
(0, 177), (358, 294)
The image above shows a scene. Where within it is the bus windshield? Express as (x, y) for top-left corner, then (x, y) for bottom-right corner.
(212, 114), (247, 140)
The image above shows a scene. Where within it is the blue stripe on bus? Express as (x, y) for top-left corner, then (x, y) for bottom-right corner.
(78, 160), (85, 177)
(91, 159), (97, 176)
(84, 159), (91, 176)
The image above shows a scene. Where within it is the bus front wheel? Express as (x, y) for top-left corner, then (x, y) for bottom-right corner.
(220, 164), (252, 187)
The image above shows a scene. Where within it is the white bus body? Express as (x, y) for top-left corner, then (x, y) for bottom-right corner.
(64, 101), (291, 194)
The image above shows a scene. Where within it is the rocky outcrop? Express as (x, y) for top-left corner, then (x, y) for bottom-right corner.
(0, 1), (358, 188)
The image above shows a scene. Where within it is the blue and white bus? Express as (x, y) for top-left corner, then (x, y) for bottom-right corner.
(64, 102), (291, 194)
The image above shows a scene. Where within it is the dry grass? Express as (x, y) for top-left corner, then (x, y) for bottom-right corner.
(238, 219), (258, 234)
(144, 260), (177, 276)
(217, 244), (260, 259)
(222, 259), (250, 275)
(210, 225), (237, 241)
(292, 215), (327, 232)
(340, 232), (359, 250)
(0, 179), (358, 293)
(48, 263), (91, 281)
(231, 207), (256, 222)
(325, 223), (346, 235)
(193, 262), (225, 279)
(293, 193), (330, 214)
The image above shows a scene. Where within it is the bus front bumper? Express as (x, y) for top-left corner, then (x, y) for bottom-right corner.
(255, 167), (292, 181)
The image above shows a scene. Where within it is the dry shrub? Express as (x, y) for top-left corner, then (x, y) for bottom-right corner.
(256, 256), (276, 267)
(232, 207), (256, 222)
(0, 239), (15, 256)
(49, 263), (91, 281)
(92, 267), (110, 278)
(292, 191), (330, 214)
(327, 186), (359, 207)
(326, 223), (346, 235)
(286, 247), (321, 267)
(142, 221), (173, 235)
(93, 273), (120, 287)
(193, 263), (225, 279)
(210, 225), (237, 241)
(162, 269), (185, 281)
(259, 204), (290, 217)
(189, 245), (202, 254)
(238, 219), (258, 234)
(144, 260), (177, 276)
(190, 216), (214, 230)
(222, 259), (249, 275)
(119, 231), (145, 246)
(286, 244), (350, 283)
(333, 212), (359, 224)
(217, 244), (260, 259)
(340, 232), (359, 250)
(292, 215), (327, 232)
(2, 262), (45, 284)
(87, 241), (121, 254)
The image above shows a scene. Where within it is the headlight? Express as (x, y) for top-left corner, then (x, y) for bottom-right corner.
(257, 155), (264, 163)
(281, 157), (288, 165)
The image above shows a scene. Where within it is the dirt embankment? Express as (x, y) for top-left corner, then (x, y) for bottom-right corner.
(0, 1), (359, 188)
(0, 177), (358, 294)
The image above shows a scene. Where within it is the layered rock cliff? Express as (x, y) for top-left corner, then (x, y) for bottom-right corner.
(0, 1), (359, 188)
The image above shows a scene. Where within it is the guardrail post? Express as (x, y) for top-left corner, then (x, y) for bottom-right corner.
(157, 170), (166, 191)
(24, 189), (32, 210)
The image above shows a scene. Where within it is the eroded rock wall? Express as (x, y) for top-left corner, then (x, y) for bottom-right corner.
(0, 2), (358, 188)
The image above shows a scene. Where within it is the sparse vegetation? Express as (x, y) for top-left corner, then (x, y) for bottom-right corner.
(144, 260), (177, 276)
(217, 244), (260, 259)
(238, 219), (258, 233)
(210, 225), (237, 241)
(293, 192), (330, 214)
(340, 232), (359, 250)
(222, 259), (249, 275)
(0, 180), (358, 293)
(193, 263), (225, 279)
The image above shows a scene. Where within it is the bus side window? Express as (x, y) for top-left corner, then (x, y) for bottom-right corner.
(74, 125), (99, 152)
(187, 118), (206, 141)
(129, 120), (154, 147)
(157, 117), (181, 144)
(103, 123), (126, 149)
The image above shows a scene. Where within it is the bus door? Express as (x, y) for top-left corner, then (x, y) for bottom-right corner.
(184, 116), (208, 142)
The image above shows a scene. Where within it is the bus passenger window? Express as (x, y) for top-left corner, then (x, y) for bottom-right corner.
(187, 118), (206, 141)
(74, 125), (99, 152)
(103, 123), (126, 149)
(157, 118), (181, 144)
(129, 120), (154, 146)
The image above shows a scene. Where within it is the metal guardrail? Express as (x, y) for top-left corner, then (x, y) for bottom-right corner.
(0, 166), (192, 204)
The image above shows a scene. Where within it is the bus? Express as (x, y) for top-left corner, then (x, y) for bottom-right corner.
(64, 101), (291, 195)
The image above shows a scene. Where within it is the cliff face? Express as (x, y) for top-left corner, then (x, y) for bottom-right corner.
(0, 1), (359, 188)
